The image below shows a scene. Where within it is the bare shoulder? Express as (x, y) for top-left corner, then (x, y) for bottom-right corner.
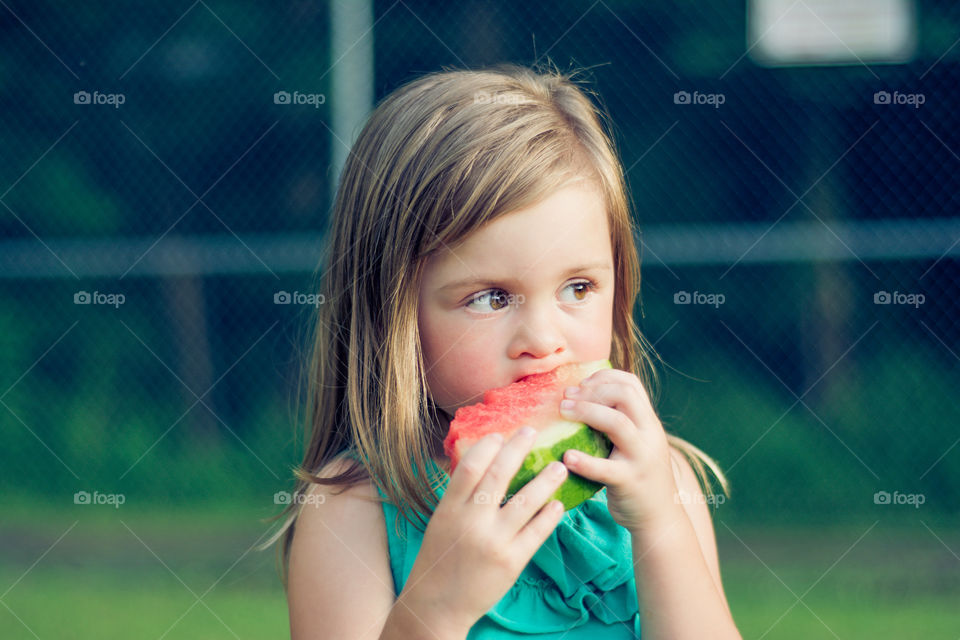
(288, 454), (394, 640)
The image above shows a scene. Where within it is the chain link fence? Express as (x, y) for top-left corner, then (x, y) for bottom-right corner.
(2, 0), (958, 526)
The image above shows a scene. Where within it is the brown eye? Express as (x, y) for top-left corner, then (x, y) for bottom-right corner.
(561, 281), (596, 303)
(490, 291), (509, 310)
(466, 289), (512, 312)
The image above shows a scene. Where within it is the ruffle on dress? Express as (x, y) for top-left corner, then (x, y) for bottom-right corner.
(480, 487), (639, 632)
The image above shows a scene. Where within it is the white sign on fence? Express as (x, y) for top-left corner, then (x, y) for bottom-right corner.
(748, 0), (916, 66)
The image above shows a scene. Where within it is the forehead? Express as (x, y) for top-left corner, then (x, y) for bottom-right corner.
(423, 182), (612, 286)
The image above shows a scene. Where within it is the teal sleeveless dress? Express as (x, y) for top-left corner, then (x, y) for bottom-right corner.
(374, 455), (642, 638)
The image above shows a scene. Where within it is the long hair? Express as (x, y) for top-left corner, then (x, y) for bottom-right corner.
(264, 62), (728, 586)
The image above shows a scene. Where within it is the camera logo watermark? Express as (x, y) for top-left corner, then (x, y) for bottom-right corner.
(274, 291), (325, 307)
(273, 91), (325, 108)
(274, 490), (326, 506)
(674, 90), (725, 108)
(873, 490), (924, 508)
(74, 291), (126, 308)
(873, 91), (924, 109)
(73, 91), (125, 109)
(674, 290), (725, 308)
(873, 291), (924, 308)
(74, 490), (126, 508)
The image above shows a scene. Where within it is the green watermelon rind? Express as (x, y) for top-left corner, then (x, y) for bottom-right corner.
(503, 424), (612, 511)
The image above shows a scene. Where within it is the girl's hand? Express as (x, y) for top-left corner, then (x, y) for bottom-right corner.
(398, 428), (569, 635)
(559, 368), (682, 533)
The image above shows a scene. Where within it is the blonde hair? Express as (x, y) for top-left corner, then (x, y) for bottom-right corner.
(265, 62), (728, 586)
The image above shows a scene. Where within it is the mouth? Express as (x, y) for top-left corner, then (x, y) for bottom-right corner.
(514, 365), (562, 384)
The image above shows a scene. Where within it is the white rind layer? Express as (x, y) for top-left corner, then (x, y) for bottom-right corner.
(534, 419), (583, 448)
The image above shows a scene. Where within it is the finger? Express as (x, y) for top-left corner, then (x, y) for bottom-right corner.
(499, 460), (568, 533)
(471, 426), (538, 508)
(577, 370), (657, 419)
(444, 432), (504, 504)
(580, 368), (646, 396)
(562, 446), (624, 486)
(559, 399), (642, 459)
(514, 498), (565, 557)
(566, 379), (658, 431)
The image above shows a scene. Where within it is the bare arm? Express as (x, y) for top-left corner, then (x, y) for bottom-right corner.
(289, 478), (467, 640)
(630, 452), (740, 639)
(288, 456), (467, 639)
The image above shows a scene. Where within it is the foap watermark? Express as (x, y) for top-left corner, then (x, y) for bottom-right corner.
(873, 490), (925, 508)
(874, 290), (924, 308)
(873, 90), (925, 109)
(474, 491), (525, 506)
(674, 90), (725, 108)
(473, 91), (528, 106)
(73, 90), (125, 108)
(675, 489), (726, 507)
(273, 91), (325, 108)
(74, 490), (126, 508)
(74, 290), (125, 308)
(274, 291), (325, 307)
(482, 292), (525, 307)
(674, 290), (725, 308)
(274, 490), (326, 506)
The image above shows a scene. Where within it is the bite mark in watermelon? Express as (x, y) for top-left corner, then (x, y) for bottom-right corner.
(443, 360), (613, 511)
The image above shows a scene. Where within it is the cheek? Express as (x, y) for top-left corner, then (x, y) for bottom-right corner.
(428, 343), (498, 410)
(578, 292), (615, 359)
(420, 315), (499, 408)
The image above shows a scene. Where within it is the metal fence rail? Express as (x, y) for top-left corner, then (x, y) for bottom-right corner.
(1, 1), (958, 523)
(4, 217), (959, 278)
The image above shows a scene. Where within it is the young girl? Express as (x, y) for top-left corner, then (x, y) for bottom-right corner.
(269, 63), (741, 639)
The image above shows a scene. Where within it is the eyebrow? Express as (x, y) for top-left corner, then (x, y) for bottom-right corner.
(437, 262), (613, 293)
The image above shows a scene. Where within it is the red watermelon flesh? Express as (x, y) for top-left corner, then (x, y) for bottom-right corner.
(443, 360), (613, 510)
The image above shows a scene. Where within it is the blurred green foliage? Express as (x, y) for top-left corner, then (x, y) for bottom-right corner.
(2, 1), (958, 527)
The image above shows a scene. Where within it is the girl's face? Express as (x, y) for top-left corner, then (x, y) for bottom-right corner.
(418, 180), (615, 418)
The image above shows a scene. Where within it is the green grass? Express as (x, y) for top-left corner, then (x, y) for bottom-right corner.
(1, 504), (958, 639)
(718, 521), (960, 638)
(0, 502), (289, 640)
(1, 570), (287, 639)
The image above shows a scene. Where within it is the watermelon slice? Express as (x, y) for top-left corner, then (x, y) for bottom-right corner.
(443, 360), (613, 511)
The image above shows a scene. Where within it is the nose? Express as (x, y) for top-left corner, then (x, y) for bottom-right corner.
(507, 299), (566, 360)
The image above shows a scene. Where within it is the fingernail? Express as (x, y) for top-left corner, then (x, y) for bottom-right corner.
(564, 386), (579, 397)
(565, 451), (580, 464)
(548, 461), (567, 477)
(559, 399), (575, 412)
(519, 426), (536, 439)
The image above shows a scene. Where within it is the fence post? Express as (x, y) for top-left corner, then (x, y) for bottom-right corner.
(329, 0), (375, 209)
